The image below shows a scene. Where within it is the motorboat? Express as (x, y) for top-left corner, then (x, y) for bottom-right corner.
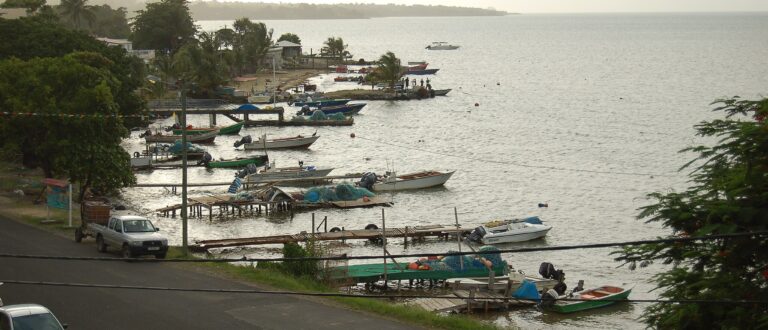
(361, 170), (454, 191)
(245, 163), (334, 183)
(240, 134), (320, 150)
(426, 42), (460, 50)
(467, 217), (552, 244)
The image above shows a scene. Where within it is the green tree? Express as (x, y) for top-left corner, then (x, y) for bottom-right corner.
(59, 0), (95, 30)
(231, 18), (272, 74)
(173, 31), (227, 97)
(616, 97), (768, 328)
(370, 51), (402, 89)
(130, 0), (196, 54)
(277, 32), (301, 45)
(322, 36), (349, 64)
(0, 53), (136, 198)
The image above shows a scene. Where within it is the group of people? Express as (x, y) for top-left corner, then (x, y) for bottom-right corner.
(401, 77), (431, 90)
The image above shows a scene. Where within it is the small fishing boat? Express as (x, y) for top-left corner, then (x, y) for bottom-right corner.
(432, 89), (452, 96)
(171, 122), (244, 136)
(405, 69), (440, 75)
(298, 103), (366, 116)
(467, 217), (552, 244)
(246, 164), (334, 183)
(542, 285), (634, 313)
(205, 155), (269, 169)
(144, 129), (218, 144)
(291, 98), (351, 107)
(408, 60), (427, 65)
(243, 134), (320, 150)
(368, 170), (454, 191)
(426, 42), (460, 50)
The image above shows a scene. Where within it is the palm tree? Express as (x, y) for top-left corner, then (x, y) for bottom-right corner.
(323, 37), (349, 64)
(371, 51), (402, 89)
(60, 0), (95, 30)
(173, 31), (228, 97)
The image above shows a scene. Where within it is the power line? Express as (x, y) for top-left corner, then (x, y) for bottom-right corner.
(0, 280), (766, 305)
(320, 126), (678, 178)
(1, 231), (765, 263)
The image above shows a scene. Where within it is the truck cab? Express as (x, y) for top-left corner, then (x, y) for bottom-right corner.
(96, 215), (168, 259)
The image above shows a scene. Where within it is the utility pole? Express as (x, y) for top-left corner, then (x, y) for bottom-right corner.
(180, 81), (189, 255)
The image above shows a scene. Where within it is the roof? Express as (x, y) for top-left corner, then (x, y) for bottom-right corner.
(95, 37), (132, 45)
(273, 40), (301, 48)
(0, 304), (53, 317)
(113, 215), (151, 221)
(0, 8), (28, 19)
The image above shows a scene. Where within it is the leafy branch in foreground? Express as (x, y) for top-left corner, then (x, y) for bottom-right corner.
(615, 96), (768, 328)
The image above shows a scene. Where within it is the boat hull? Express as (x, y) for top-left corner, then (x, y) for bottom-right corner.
(172, 122), (243, 136)
(243, 135), (320, 150)
(432, 89), (451, 96)
(292, 99), (351, 107)
(206, 155), (269, 168)
(549, 286), (633, 313)
(372, 171), (454, 191)
(405, 69), (439, 75)
(481, 226), (551, 244)
(145, 130), (218, 144)
(314, 103), (365, 115)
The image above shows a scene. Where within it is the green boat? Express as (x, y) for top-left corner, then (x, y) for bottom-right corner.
(173, 122), (244, 136)
(205, 155), (268, 168)
(545, 285), (633, 313)
(329, 246), (508, 283)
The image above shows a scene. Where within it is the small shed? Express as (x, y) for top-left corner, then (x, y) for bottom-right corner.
(273, 40), (302, 59)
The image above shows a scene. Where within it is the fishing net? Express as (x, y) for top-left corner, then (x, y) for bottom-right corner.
(328, 113), (346, 120)
(309, 110), (327, 120)
(167, 141), (205, 154)
(303, 183), (375, 202)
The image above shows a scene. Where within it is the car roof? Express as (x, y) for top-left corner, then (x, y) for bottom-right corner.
(0, 304), (53, 317)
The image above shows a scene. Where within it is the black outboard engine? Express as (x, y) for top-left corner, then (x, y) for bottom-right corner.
(358, 172), (377, 190)
(197, 152), (213, 166)
(539, 262), (567, 295)
(236, 163), (259, 178)
(233, 135), (252, 148)
(300, 105), (311, 115)
(467, 226), (487, 243)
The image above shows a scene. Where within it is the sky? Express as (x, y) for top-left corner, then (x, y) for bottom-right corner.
(219, 0), (768, 13)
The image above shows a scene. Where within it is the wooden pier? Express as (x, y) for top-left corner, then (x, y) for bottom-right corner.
(190, 224), (471, 251)
(155, 195), (292, 221)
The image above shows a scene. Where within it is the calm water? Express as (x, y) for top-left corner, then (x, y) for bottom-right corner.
(120, 13), (768, 329)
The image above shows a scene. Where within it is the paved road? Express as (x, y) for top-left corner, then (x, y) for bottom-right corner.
(0, 216), (418, 329)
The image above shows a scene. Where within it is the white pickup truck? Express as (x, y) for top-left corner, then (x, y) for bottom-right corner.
(75, 215), (168, 259)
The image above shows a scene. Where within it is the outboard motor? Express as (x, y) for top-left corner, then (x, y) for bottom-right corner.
(300, 105), (311, 115)
(236, 163), (259, 178)
(539, 262), (567, 295)
(467, 226), (487, 243)
(197, 152), (213, 166)
(233, 135), (252, 148)
(358, 172), (377, 190)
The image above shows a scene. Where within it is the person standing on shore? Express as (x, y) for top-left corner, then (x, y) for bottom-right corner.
(405, 78), (409, 88)
(420, 79), (424, 87)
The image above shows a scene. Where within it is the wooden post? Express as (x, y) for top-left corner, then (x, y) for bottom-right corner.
(455, 207), (463, 271)
(382, 208), (387, 287)
(311, 213), (315, 236)
(403, 226), (408, 249)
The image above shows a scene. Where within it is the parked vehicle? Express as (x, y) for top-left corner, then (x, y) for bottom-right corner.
(0, 302), (67, 330)
(75, 215), (168, 259)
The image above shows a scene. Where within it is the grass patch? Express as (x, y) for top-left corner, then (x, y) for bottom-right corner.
(192, 260), (497, 330)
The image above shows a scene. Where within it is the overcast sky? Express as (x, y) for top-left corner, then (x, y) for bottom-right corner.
(222, 0), (768, 13)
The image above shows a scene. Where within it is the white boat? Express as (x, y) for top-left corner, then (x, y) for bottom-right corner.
(426, 42), (460, 50)
(243, 134), (319, 150)
(371, 170), (454, 191)
(467, 217), (552, 244)
(246, 164), (334, 183)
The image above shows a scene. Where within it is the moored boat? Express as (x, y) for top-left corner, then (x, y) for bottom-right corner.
(405, 69), (440, 75)
(298, 103), (366, 116)
(171, 122), (244, 136)
(144, 129), (219, 144)
(467, 217), (552, 244)
(542, 285), (634, 313)
(246, 164), (334, 183)
(291, 98), (351, 107)
(365, 170), (454, 191)
(432, 89), (451, 96)
(205, 155), (269, 169)
(426, 42), (460, 50)
(242, 134), (320, 150)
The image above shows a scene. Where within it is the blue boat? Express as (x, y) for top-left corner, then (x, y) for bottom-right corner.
(291, 98), (351, 107)
(298, 103), (366, 116)
(405, 69), (440, 75)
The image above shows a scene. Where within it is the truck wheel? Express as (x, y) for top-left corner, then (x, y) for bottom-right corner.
(75, 228), (83, 243)
(121, 244), (133, 259)
(96, 235), (107, 252)
(155, 252), (167, 259)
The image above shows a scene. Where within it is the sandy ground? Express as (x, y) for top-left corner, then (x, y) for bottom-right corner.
(231, 69), (323, 95)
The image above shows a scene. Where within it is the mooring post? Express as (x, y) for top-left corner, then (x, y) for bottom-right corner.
(311, 213), (315, 236)
(404, 226), (408, 249)
(382, 208), (387, 289)
(455, 207), (463, 271)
